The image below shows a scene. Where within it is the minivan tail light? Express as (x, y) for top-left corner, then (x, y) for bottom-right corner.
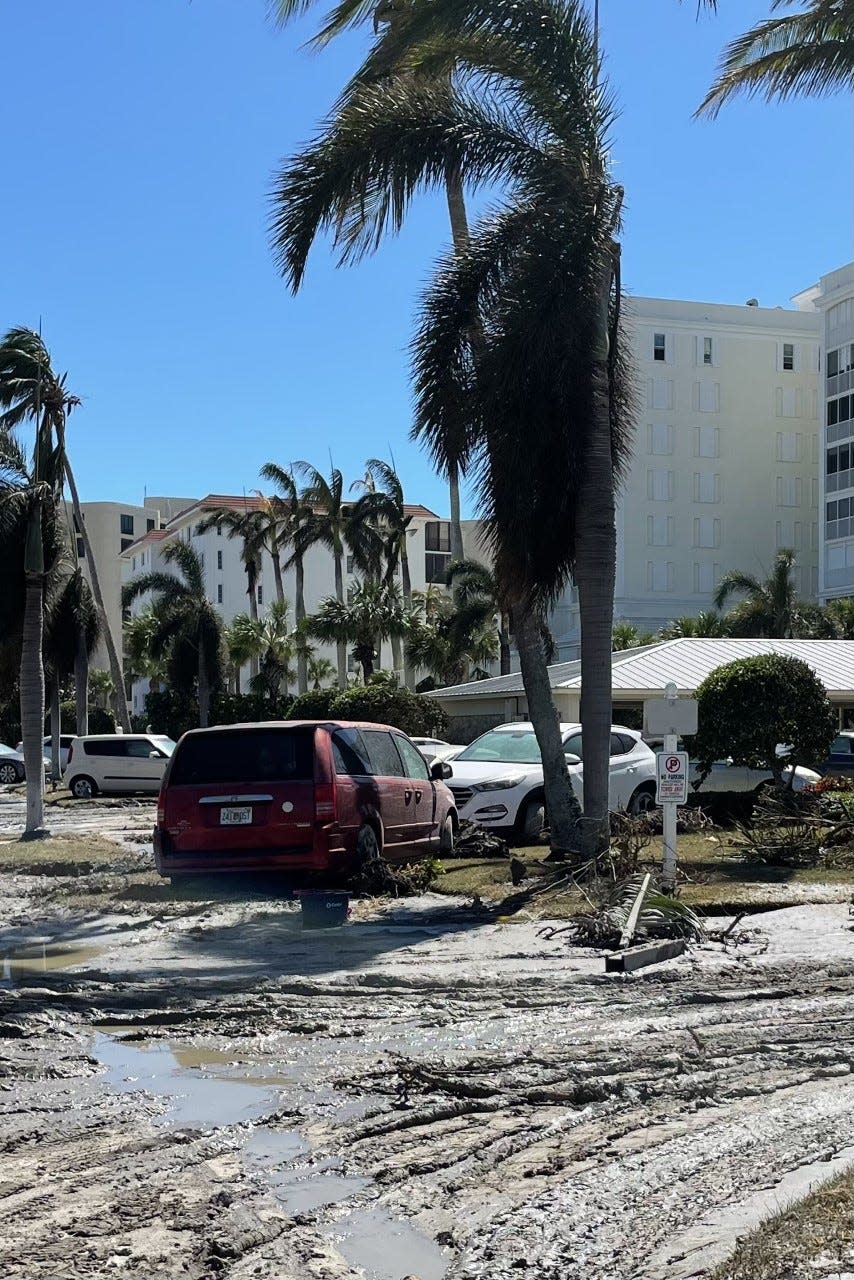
(315, 782), (337, 822)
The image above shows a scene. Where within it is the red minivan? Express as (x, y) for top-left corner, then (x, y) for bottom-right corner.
(153, 720), (458, 879)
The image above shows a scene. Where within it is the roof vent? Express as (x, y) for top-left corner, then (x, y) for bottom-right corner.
(745, 298), (759, 307)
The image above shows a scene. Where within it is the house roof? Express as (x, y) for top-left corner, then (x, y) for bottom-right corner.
(120, 528), (171, 555)
(431, 638), (854, 700)
(166, 494), (440, 524)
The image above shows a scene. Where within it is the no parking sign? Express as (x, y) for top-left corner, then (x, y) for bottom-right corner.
(656, 751), (689, 805)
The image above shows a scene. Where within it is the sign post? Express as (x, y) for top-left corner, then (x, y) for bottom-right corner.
(643, 683), (698, 893)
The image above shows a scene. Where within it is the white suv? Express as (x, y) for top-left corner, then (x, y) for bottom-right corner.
(446, 722), (658, 842)
(64, 734), (176, 799)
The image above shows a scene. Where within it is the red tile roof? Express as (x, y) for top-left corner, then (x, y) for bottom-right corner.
(119, 528), (170, 556)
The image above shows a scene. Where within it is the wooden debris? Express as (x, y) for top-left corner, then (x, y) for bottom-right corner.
(605, 938), (686, 973)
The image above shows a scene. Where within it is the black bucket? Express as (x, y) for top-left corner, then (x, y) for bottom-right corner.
(301, 891), (350, 930)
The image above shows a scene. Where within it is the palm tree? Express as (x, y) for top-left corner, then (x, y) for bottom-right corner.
(350, 457), (416, 684)
(251, 492), (289, 605)
(0, 328), (131, 732)
(308, 654), (336, 689)
(713, 548), (810, 637)
(223, 613), (261, 693)
(658, 610), (729, 640)
(698, 0), (853, 118)
(88, 669), (115, 712)
(271, 0), (630, 856)
(124, 606), (169, 694)
(824, 596), (854, 638)
(612, 621), (657, 651)
(250, 600), (296, 700)
(44, 566), (99, 771)
(407, 576), (499, 685)
(308, 580), (408, 682)
(260, 462), (315, 695)
(447, 558), (511, 673)
(122, 542), (223, 727)
(270, 2), (470, 561)
(197, 503), (267, 647)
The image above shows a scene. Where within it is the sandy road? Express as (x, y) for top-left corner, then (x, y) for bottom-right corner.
(2, 805), (854, 1279)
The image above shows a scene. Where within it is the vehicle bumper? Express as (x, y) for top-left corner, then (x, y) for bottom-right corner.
(153, 824), (350, 876)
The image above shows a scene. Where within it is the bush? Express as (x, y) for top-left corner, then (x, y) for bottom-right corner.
(329, 684), (448, 738)
(286, 689), (339, 721)
(58, 701), (114, 735)
(143, 688), (199, 741)
(212, 691), (293, 725)
(688, 654), (836, 785)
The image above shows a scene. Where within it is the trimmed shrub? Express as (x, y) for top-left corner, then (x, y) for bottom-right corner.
(689, 654), (836, 785)
(330, 684), (447, 738)
(286, 689), (339, 721)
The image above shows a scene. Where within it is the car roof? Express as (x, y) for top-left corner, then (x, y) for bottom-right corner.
(176, 720), (403, 740)
(485, 722), (639, 735)
(71, 733), (157, 741)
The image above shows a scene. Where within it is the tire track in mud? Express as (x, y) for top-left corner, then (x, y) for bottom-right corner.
(2, 906), (854, 1278)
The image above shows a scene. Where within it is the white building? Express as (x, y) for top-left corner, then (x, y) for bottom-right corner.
(121, 493), (450, 715)
(793, 263), (854, 603)
(550, 295), (822, 657)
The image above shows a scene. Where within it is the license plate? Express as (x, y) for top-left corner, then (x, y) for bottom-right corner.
(220, 806), (252, 826)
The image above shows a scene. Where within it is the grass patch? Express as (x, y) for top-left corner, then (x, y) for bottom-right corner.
(0, 833), (135, 872)
(711, 1168), (854, 1280)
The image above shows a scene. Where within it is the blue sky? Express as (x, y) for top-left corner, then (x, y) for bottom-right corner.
(2, 1), (851, 515)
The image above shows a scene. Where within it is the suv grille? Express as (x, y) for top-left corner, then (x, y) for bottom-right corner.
(449, 785), (474, 807)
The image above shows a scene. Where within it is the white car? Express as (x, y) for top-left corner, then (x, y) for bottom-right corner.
(0, 743), (51, 786)
(16, 734), (75, 771)
(410, 737), (464, 764)
(63, 733), (176, 799)
(445, 722), (658, 842)
(689, 758), (821, 794)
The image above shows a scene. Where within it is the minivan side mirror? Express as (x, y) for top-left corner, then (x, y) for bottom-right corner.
(149, 750), (162, 759)
(564, 752), (581, 766)
(430, 761), (452, 781)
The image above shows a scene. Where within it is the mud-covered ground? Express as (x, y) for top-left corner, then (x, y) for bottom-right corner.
(2, 794), (854, 1280)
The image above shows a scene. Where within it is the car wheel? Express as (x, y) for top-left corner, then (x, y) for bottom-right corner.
(0, 763), (19, 785)
(355, 823), (381, 866)
(439, 815), (455, 855)
(628, 785), (656, 816)
(69, 775), (97, 800)
(520, 797), (546, 842)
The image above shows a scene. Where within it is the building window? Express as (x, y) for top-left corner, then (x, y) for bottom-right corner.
(646, 560), (673, 592)
(426, 552), (451, 584)
(777, 476), (802, 507)
(120, 513), (134, 536)
(694, 426), (720, 459)
(653, 333), (666, 362)
(217, 584), (223, 604)
(146, 518), (154, 532)
(693, 472), (720, 504)
(693, 516), (720, 549)
(120, 538), (133, 553)
(217, 549), (223, 571)
(425, 521), (451, 552)
(257, 584), (263, 605)
(650, 378), (674, 410)
(776, 431), (801, 463)
(703, 337), (713, 366)
(131, 556), (137, 572)
(647, 423), (673, 456)
(694, 562), (717, 594)
(646, 515), (673, 547)
(195, 523), (205, 537)
(783, 343), (794, 371)
(698, 382), (720, 413)
(346, 555), (355, 574)
(76, 537), (85, 559)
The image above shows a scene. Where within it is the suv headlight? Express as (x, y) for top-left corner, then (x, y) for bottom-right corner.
(472, 775), (526, 792)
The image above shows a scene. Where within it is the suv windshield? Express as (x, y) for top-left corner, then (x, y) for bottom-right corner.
(169, 728), (315, 785)
(151, 736), (176, 756)
(456, 729), (542, 764)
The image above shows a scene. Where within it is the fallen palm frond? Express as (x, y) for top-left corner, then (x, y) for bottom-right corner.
(540, 872), (706, 949)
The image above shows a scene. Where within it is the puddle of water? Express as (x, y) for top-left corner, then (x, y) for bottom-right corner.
(93, 1033), (283, 1130)
(245, 1127), (369, 1213)
(324, 1207), (450, 1280)
(1, 942), (103, 986)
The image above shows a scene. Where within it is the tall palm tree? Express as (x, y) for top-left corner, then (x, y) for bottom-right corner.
(714, 548), (809, 637)
(698, 0), (853, 117)
(260, 462), (315, 695)
(271, 0), (630, 856)
(124, 606), (169, 694)
(250, 599), (296, 700)
(447, 558), (511, 673)
(198, 504), (267, 627)
(350, 457), (416, 684)
(0, 428), (65, 828)
(223, 613), (261, 693)
(407, 575), (499, 685)
(122, 542), (223, 728)
(251, 492), (289, 605)
(308, 579), (409, 682)
(0, 328), (131, 732)
(271, 1), (469, 561)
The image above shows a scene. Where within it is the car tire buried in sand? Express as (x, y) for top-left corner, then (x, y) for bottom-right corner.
(439, 814), (455, 855)
(356, 823), (381, 867)
(69, 775), (97, 800)
(520, 796), (546, 842)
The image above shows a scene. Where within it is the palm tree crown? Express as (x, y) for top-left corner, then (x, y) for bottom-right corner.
(713, 548), (809, 638)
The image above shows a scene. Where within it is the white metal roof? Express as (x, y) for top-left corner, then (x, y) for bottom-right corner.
(432, 639), (854, 700)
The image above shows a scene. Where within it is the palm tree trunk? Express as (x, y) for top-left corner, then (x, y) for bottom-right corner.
(390, 633), (402, 680)
(74, 621), (89, 736)
(444, 162), (470, 565)
(272, 552), (285, 606)
(573, 246), (618, 860)
(49, 680), (61, 783)
(499, 612), (512, 676)
(247, 555), (259, 679)
(295, 555), (308, 695)
(334, 550), (347, 688)
(401, 542), (415, 689)
(198, 644), (211, 729)
(20, 576), (46, 834)
(512, 604), (580, 855)
(64, 458), (131, 732)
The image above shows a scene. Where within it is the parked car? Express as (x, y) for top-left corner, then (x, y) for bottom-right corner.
(444, 722), (658, 841)
(0, 743), (51, 786)
(153, 720), (458, 880)
(17, 734), (75, 771)
(410, 736), (464, 764)
(689, 758), (821, 794)
(818, 731), (854, 777)
(63, 733), (176, 799)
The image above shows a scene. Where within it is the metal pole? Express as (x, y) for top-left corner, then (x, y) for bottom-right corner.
(661, 730), (678, 892)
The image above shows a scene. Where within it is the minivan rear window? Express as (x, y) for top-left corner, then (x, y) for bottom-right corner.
(168, 729), (315, 786)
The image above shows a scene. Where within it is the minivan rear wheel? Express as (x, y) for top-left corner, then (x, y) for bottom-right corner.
(355, 823), (380, 866)
(69, 775), (97, 800)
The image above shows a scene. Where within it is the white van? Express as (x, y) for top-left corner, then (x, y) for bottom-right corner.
(64, 734), (176, 799)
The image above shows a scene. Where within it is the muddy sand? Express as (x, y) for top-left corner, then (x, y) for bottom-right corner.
(2, 796), (854, 1279)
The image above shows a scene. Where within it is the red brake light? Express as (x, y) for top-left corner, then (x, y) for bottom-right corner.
(315, 782), (337, 822)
